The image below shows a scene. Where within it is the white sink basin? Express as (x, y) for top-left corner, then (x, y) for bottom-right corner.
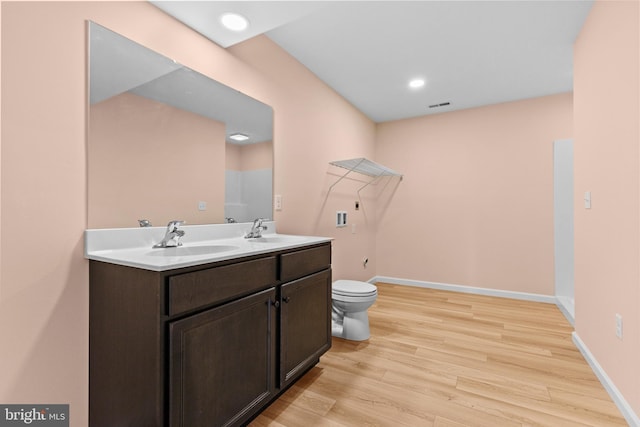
(147, 245), (240, 257)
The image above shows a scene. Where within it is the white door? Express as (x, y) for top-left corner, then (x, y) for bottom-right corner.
(553, 139), (575, 324)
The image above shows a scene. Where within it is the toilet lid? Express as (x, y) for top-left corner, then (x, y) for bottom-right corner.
(332, 280), (377, 297)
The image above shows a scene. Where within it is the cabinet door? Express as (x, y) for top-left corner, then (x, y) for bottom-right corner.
(280, 269), (332, 388)
(170, 288), (277, 427)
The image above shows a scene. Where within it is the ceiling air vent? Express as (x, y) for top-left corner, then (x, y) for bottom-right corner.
(428, 102), (450, 109)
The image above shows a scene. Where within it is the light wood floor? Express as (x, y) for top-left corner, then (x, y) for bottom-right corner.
(251, 283), (628, 426)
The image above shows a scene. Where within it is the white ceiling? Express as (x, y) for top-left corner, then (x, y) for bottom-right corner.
(151, 1), (594, 123)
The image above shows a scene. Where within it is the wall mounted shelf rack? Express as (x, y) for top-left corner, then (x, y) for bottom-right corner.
(328, 158), (403, 194)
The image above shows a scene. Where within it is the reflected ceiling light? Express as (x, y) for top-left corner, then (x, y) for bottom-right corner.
(408, 78), (426, 89)
(220, 12), (249, 32)
(229, 133), (250, 142)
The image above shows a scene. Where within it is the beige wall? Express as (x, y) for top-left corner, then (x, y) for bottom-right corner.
(228, 35), (380, 281)
(375, 93), (573, 295)
(226, 140), (273, 172)
(574, 0), (640, 415)
(89, 92), (226, 228)
(2, 2), (91, 420)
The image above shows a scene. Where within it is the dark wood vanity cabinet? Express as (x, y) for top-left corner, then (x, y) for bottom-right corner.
(89, 242), (331, 427)
(280, 270), (331, 388)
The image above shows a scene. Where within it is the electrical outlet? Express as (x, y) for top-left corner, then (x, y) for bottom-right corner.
(615, 313), (623, 339)
(336, 211), (347, 227)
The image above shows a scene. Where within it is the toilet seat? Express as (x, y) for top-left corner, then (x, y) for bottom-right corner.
(332, 280), (377, 298)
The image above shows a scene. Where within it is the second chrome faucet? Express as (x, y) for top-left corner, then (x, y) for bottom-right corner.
(245, 218), (268, 239)
(153, 220), (185, 248)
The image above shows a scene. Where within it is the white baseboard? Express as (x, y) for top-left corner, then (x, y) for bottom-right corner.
(370, 276), (557, 304)
(370, 276), (578, 325)
(572, 332), (640, 427)
(555, 296), (575, 326)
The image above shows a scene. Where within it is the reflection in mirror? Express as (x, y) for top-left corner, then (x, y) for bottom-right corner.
(88, 21), (273, 229)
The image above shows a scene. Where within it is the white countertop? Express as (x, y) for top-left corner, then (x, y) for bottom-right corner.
(85, 222), (331, 272)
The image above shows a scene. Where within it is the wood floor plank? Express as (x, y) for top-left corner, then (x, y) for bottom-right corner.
(433, 416), (468, 427)
(250, 283), (627, 426)
(313, 366), (518, 427)
(276, 383), (336, 417)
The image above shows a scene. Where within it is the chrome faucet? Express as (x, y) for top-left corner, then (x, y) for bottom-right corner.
(153, 220), (185, 248)
(245, 218), (268, 238)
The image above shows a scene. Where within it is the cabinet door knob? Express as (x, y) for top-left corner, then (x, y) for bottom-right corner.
(272, 300), (280, 308)
(283, 296), (291, 303)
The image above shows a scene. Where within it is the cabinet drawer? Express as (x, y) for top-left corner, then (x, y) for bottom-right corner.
(280, 244), (331, 282)
(169, 257), (277, 316)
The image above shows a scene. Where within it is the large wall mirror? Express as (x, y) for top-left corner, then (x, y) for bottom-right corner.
(88, 21), (273, 229)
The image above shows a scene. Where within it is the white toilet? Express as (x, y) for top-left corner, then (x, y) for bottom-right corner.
(331, 280), (378, 341)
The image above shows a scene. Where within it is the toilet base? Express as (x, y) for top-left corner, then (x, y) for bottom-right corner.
(331, 310), (371, 341)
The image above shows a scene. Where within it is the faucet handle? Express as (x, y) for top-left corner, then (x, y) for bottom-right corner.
(167, 220), (185, 231)
(253, 218), (269, 227)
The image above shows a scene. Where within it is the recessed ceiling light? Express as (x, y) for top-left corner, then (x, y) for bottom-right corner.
(408, 78), (426, 89)
(229, 133), (250, 142)
(220, 12), (249, 32)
